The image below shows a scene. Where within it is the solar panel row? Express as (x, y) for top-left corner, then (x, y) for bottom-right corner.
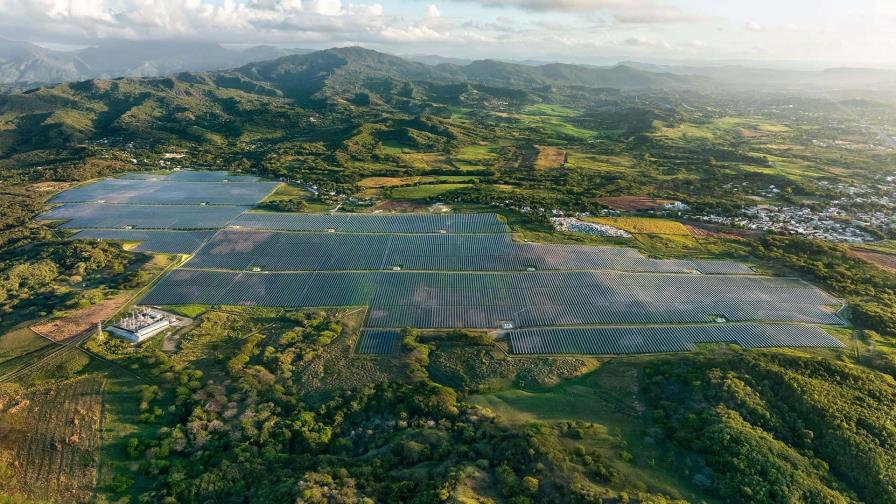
(40, 203), (249, 229)
(356, 330), (400, 354)
(50, 179), (279, 205)
(230, 211), (509, 234)
(186, 230), (754, 274)
(507, 323), (844, 355)
(139, 270), (842, 329)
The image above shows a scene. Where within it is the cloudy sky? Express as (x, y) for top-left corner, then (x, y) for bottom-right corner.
(1, 0), (895, 66)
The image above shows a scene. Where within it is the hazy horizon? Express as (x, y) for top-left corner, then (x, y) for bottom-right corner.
(1, 0), (894, 69)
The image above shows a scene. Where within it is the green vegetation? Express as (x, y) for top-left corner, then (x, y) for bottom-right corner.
(644, 350), (896, 503)
(3, 45), (896, 504)
(390, 182), (473, 200)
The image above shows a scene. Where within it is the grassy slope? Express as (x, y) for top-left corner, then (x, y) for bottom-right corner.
(468, 358), (714, 502)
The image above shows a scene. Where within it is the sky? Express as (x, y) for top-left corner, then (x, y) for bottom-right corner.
(1, 0), (895, 67)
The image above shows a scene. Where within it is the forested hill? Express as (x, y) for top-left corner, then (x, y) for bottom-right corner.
(234, 47), (709, 99)
(0, 46), (708, 165)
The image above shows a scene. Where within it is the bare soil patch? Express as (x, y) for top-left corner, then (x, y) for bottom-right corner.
(735, 127), (764, 138)
(684, 221), (759, 239)
(31, 181), (76, 195)
(849, 248), (896, 272)
(32, 294), (130, 342)
(371, 200), (429, 212)
(533, 145), (567, 169)
(358, 176), (420, 188)
(685, 224), (714, 238)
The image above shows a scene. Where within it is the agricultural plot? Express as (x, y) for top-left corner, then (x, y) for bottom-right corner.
(357, 329), (400, 355)
(73, 230), (216, 254)
(141, 270), (842, 329)
(0, 374), (105, 503)
(50, 178), (278, 205)
(230, 212), (509, 233)
(507, 323), (843, 355)
(31, 294), (130, 342)
(185, 229), (754, 274)
(40, 203), (249, 229)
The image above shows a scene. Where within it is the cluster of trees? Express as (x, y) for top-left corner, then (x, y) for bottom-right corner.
(258, 198), (308, 212)
(111, 314), (680, 503)
(644, 352), (896, 503)
(0, 240), (135, 329)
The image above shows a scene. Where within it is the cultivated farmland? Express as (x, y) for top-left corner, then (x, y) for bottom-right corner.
(0, 375), (105, 503)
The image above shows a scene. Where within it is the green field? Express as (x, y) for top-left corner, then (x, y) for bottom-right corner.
(391, 183), (473, 199)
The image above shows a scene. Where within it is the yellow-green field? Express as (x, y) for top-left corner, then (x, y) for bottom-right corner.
(587, 216), (691, 235)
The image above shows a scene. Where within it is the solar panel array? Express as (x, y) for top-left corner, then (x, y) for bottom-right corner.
(72, 229), (216, 254)
(141, 269), (842, 329)
(45, 171), (846, 354)
(41, 203), (249, 229)
(185, 230), (754, 274)
(50, 178), (279, 205)
(230, 212), (509, 233)
(118, 170), (261, 182)
(357, 329), (400, 354)
(507, 323), (844, 355)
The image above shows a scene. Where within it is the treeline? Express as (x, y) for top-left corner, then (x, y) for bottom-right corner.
(644, 352), (896, 503)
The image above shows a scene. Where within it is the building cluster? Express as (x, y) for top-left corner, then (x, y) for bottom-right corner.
(690, 178), (896, 243)
(551, 217), (631, 237)
(693, 206), (878, 243)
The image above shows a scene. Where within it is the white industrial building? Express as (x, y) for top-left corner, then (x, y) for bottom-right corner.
(106, 307), (175, 343)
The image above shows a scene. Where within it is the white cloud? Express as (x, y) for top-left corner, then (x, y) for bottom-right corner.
(0, 0), (893, 66)
(0, 0), (394, 43)
(745, 21), (764, 32)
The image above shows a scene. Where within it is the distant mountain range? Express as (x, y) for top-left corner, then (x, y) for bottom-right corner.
(5, 37), (896, 93)
(233, 46), (707, 101)
(0, 46), (714, 157)
(617, 61), (896, 89)
(0, 38), (312, 85)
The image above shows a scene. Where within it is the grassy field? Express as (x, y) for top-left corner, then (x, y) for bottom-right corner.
(0, 373), (106, 503)
(428, 341), (598, 393)
(469, 358), (712, 502)
(261, 182), (331, 212)
(586, 216), (690, 235)
(391, 183), (473, 200)
(294, 307), (402, 397)
(451, 144), (499, 171)
(508, 112), (595, 143)
(0, 326), (52, 367)
(855, 240), (896, 255)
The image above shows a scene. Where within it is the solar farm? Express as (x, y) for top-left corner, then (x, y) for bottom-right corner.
(41, 171), (847, 356)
